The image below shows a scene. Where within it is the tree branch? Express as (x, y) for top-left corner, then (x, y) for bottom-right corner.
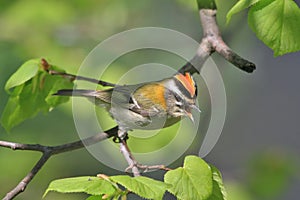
(3, 153), (51, 200)
(115, 131), (171, 177)
(120, 140), (141, 177)
(120, 140), (172, 176)
(179, 9), (256, 74)
(1, 126), (118, 200)
(113, 130), (141, 177)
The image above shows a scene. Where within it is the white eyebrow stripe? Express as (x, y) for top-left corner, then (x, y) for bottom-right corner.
(164, 79), (185, 98)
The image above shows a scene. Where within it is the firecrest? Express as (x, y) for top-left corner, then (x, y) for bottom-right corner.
(55, 72), (199, 134)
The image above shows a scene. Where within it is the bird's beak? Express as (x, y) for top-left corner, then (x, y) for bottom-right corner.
(186, 112), (194, 123)
(185, 104), (201, 123)
(191, 104), (201, 113)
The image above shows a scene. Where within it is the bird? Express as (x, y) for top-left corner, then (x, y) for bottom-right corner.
(54, 72), (199, 139)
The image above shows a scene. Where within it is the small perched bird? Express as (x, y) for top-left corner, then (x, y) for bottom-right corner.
(55, 72), (199, 137)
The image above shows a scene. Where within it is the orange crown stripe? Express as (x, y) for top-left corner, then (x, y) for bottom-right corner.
(175, 73), (196, 97)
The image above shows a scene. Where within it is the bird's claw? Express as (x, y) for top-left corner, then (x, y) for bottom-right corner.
(113, 131), (129, 143)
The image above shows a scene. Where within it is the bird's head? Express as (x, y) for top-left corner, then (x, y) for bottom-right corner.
(166, 72), (200, 122)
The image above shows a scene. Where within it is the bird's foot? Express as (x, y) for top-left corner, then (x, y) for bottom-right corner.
(113, 130), (129, 143)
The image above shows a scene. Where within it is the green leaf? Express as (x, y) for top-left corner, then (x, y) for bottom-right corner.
(86, 195), (103, 200)
(44, 176), (116, 198)
(1, 82), (47, 132)
(110, 175), (169, 200)
(226, 0), (260, 24)
(176, 0), (197, 10)
(196, 0), (217, 9)
(164, 155), (213, 200)
(1, 60), (73, 132)
(248, 0), (300, 56)
(208, 165), (227, 200)
(4, 59), (39, 92)
(0, 88), (22, 131)
(43, 72), (73, 108)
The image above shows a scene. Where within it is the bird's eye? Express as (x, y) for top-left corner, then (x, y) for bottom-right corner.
(174, 94), (183, 106)
(174, 93), (181, 101)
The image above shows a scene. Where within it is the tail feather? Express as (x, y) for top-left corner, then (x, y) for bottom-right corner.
(53, 89), (99, 97)
(54, 89), (112, 104)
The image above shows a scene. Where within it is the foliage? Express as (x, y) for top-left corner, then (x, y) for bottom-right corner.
(164, 156), (213, 200)
(196, 0), (217, 9)
(208, 165), (227, 200)
(44, 155), (227, 200)
(227, 0), (300, 56)
(44, 176), (117, 197)
(1, 59), (73, 131)
(110, 175), (169, 200)
(226, 0), (260, 23)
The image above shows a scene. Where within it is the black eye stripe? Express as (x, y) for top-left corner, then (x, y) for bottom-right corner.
(174, 93), (182, 101)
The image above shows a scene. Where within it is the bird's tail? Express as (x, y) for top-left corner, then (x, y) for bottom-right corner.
(54, 89), (100, 97)
(54, 89), (112, 104)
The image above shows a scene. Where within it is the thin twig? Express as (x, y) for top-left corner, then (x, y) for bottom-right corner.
(1, 126), (118, 200)
(0, 141), (45, 152)
(120, 140), (141, 177)
(179, 9), (255, 74)
(3, 153), (51, 200)
(41, 58), (117, 87)
(133, 164), (172, 172)
(48, 70), (117, 87)
(116, 130), (140, 177)
(118, 134), (171, 176)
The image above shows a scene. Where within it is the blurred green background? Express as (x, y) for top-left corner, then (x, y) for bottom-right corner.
(0, 0), (299, 199)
